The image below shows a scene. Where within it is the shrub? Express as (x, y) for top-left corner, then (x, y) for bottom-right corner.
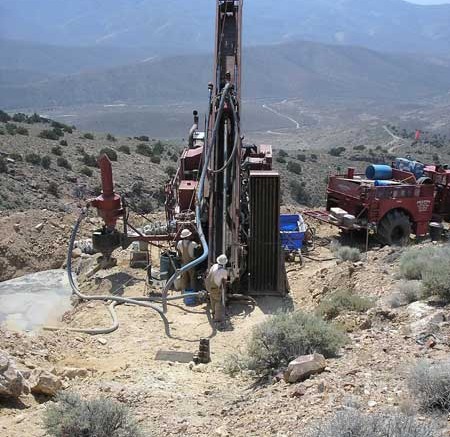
(39, 129), (60, 140)
(0, 157), (7, 173)
(136, 143), (152, 157)
(25, 153), (41, 165)
(0, 127), (4, 135)
(153, 141), (165, 155)
(99, 147), (118, 162)
(106, 133), (116, 142)
(409, 360), (450, 412)
(297, 154), (306, 162)
(83, 133), (94, 140)
(51, 145), (63, 156)
(170, 153), (179, 162)
(331, 243), (362, 262)
(60, 140), (68, 147)
(5, 123), (17, 135)
(236, 311), (347, 375)
(399, 246), (450, 301)
(307, 410), (439, 437)
(290, 180), (310, 205)
(43, 391), (144, 437)
(166, 166), (177, 178)
(41, 155), (52, 169)
(57, 157), (72, 170)
(80, 166), (93, 177)
(399, 246), (431, 280)
(12, 113), (27, 123)
(276, 156), (286, 164)
(390, 280), (423, 307)
(329, 146), (346, 157)
(47, 181), (59, 197)
(118, 145), (130, 154)
(0, 110), (11, 122)
(26, 113), (45, 124)
(278, 149), (289, 158)
(422, 260), (450, 301)
(137, 198), (153, 214)
(51, 121), (71, 132)
(353, 145), (366, 151)
(134, 135), (149, 142)
(53, 127), (64, 137)
(81, 153), (98, 167)
(151, 155), (161, 164)
(287, 161), (302, 175)
(310, 153), (318, 161)
(317, 290), (374, 320)
(131, 181), (143, 196)
(16, 126), (29, 136)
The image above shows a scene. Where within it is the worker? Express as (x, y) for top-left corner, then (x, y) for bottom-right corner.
(205, 254), (228, 323)
(176, 228), (199, 291)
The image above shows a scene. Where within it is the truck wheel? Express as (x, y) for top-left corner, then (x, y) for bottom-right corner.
(377, 211), (411, 246)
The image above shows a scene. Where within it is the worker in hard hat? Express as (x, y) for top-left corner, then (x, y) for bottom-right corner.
(176, 228), (199, 291)
(205, 254), (228, 323)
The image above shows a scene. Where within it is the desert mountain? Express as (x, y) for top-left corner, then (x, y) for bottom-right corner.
(2, 0), (450, 54)
(2, 40), (450, 109)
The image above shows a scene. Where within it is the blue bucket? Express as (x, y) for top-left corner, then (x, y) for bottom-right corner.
(366, 165), (392, 180)
(183, 289), (197, 306)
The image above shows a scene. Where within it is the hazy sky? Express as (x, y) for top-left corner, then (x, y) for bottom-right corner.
(406, 0), (450, 4)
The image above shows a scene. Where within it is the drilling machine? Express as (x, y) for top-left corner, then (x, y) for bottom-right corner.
(88, 0), (287, 313)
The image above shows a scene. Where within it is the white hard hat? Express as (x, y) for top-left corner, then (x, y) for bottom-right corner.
(217, 254), (228, 266)
(180, 229), (192, 239)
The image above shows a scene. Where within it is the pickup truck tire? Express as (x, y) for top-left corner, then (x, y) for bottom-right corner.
(377, 210), (411, 246)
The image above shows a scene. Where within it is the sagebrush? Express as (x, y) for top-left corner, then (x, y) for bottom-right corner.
(408, 360), (450, 412)
(389, 280), (423, 308)
(226, 311), (346, 375)
(307, 410), (441, 437)
(331, 243), (362, 262)
(43, 391), (144, 437)
(399, 246), (450, 300)
(317, 290), (374, 320)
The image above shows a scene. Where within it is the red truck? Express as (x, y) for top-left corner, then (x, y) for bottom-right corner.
(305, 162), (450, 246)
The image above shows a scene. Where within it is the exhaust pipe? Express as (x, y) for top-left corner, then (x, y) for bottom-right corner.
(188, 110), (199, 148)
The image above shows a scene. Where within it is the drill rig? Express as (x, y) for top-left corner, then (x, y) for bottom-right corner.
(88, 0), (286, 312)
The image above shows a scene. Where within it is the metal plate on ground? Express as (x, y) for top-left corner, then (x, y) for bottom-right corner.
(155, 350), (194, 363)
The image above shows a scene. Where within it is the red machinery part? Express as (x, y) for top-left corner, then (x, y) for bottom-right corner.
(90, 154), (123, 228)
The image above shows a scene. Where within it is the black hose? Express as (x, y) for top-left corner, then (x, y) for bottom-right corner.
(44, 207), (165, 335)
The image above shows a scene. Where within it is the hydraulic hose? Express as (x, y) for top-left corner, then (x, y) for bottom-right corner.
(210, 97), (240, 175)
(162, 83), (232, 311)
(44, 207), (165, 335)
(44, 301), (120, 335)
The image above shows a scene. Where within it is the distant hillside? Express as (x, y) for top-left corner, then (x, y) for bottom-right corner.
(2, 40), (450, 109)
(2, 0), (450, 54)
(0, 39), (155, 76)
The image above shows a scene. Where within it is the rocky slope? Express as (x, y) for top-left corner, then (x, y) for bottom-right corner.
(1, 232), (450, 436)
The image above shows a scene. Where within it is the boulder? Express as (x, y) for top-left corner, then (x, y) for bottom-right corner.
(30, 369), (62, 396)
(0, 350), (27, 399)
(284, 353), (327, 384)
(407, 302), (446, 337)
(407, 302), (436, 321)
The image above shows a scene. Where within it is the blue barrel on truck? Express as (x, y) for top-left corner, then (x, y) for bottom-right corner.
(365, 165), (393, 180)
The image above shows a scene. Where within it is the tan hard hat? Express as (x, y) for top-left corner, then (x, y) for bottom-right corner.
(180, 229), (192, 239)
